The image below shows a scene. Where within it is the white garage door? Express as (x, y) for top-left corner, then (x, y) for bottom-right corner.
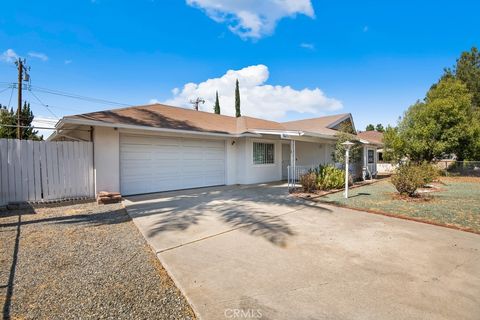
(120, 134), (226, 195)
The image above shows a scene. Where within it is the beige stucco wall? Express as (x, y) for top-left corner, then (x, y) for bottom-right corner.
(93, 126), (120, 193)
(89, 126), (340, 193)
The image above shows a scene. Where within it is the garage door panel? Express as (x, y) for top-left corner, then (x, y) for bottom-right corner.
(120, 134), (225, 195)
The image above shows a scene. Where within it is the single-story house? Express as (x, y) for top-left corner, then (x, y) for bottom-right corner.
(50, 104), (380, 195)
(356, 130), (394, 174)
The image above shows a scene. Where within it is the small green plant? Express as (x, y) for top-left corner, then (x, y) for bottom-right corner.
(315, 165), (345, 190)
(299, 172), (317, 193)
(391, 164), (424, 196)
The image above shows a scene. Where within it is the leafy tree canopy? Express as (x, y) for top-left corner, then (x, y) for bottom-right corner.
(444, 47), (480, 108)
(365, 124), (375, 131)
(375, 123), (385, 132)
(384, 78), (478, 162)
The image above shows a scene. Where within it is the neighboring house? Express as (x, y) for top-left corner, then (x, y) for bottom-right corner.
(356, 130), (394, 175)
(50, 104), (380, 195)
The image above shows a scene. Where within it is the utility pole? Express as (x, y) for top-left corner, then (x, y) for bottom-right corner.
(189, 97), (205, 111)
(15, 58), (30, 140)
(16, 59), (23, 139)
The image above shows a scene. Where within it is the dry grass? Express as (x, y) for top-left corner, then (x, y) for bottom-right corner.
(316, 177), (480, 234)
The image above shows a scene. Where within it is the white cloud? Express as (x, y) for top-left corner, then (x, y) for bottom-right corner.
(149, 98), (161, 104)
(28, 51), (48, 61)
(1, 49), (18, 63)
(163, 65), (342, 120)
(300, 42), (315, 50)
(186, 0), (315, 39)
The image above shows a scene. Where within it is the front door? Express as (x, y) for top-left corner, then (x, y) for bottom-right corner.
(367, 148), (376, 176)
(281, 144), (290, 180)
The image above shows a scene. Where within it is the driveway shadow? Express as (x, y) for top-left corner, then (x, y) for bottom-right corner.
(125, 185), (332, 247)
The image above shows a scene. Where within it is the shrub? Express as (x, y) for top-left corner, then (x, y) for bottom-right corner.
(299, 172), (317, 193)
(419, 162), (440, 184)
(391, 164), (424, 196)
(315, 165), (345, 190)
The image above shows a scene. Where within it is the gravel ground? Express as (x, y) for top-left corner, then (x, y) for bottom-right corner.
(0, 202), (196, 320)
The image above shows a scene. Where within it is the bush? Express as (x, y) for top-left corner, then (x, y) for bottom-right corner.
(299, 172), (317, 192)
(315, 165), (345, 190)
(391, 164), (424, 196)
(419, 162), (440, 184)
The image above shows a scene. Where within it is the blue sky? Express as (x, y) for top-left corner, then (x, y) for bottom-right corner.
(0, 0), (478, 135)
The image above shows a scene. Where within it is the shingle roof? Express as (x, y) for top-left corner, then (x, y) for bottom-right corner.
(282, 114), (350, 135)
(64, 103), (346, 136)
(356, 130), (384, 145)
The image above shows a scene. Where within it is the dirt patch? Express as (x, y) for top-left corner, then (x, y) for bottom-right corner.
(441, 176), (480, 183)
(0, 202), (196, 320)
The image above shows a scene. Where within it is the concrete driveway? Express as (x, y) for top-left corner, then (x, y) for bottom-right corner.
(124, 183), (480, 320)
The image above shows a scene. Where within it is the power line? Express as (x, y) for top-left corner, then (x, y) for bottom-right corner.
(30, 85), (131, 107)
(0, 124), (91, 131)
(7, 86), (15, 108)
(28, 90), (59, 119)
(0, 87), (11, 95)
(28, 101), (86, 113)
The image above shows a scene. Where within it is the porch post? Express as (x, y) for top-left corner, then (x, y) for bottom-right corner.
(290, 139), (296, 187)
(363, 145), (367, 180)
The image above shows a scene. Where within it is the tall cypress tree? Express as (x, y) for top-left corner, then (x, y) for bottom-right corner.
(235, 79), (241, 117)
(19, 102), (41, 140)
(214, 91), (221, 114)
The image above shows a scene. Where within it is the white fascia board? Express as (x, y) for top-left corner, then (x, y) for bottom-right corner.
(254, 129), (337, 141)
(59, 117), (259, 138)
(301, 131), (338, 141)
(250, 129), (304, 137)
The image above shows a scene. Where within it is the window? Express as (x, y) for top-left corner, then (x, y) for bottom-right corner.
(253, 142), (274, 165)
(378, 151), (384, 162)
(367, 149), (375, 164)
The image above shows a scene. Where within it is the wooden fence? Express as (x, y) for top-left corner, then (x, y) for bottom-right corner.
(0, 139), (94, 206)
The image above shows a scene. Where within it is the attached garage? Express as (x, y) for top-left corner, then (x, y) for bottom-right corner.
(120, 134), (226, 195)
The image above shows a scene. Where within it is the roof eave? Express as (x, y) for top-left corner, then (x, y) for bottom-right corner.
(60, 117), (260, 138)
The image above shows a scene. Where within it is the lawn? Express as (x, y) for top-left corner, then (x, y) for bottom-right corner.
(317, 177), (480, 233)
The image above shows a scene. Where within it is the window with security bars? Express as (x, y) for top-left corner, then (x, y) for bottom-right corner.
(253, 142), (274, 165)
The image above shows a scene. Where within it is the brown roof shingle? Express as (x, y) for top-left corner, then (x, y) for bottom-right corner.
(64, 103), (347, 137)
(282, 114), (350, 136)
(356, 130), (384, 145)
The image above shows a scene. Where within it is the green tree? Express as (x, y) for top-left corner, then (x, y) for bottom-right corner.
(382, 125), (405, 163)
(235, 79), (241, 117)
(0, 102), (42, 140)
(365, 124), (375, 131)
(391, 78), (477, 161)
(444, 47), (480, 108)
(0, 104), (17, 138)
(332, 126), (362, 164)
(213, 91), (221, 114)
(375, 123), (385, 132)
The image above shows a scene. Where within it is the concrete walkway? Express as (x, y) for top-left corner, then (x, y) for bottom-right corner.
(124, 183), (480, 320)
